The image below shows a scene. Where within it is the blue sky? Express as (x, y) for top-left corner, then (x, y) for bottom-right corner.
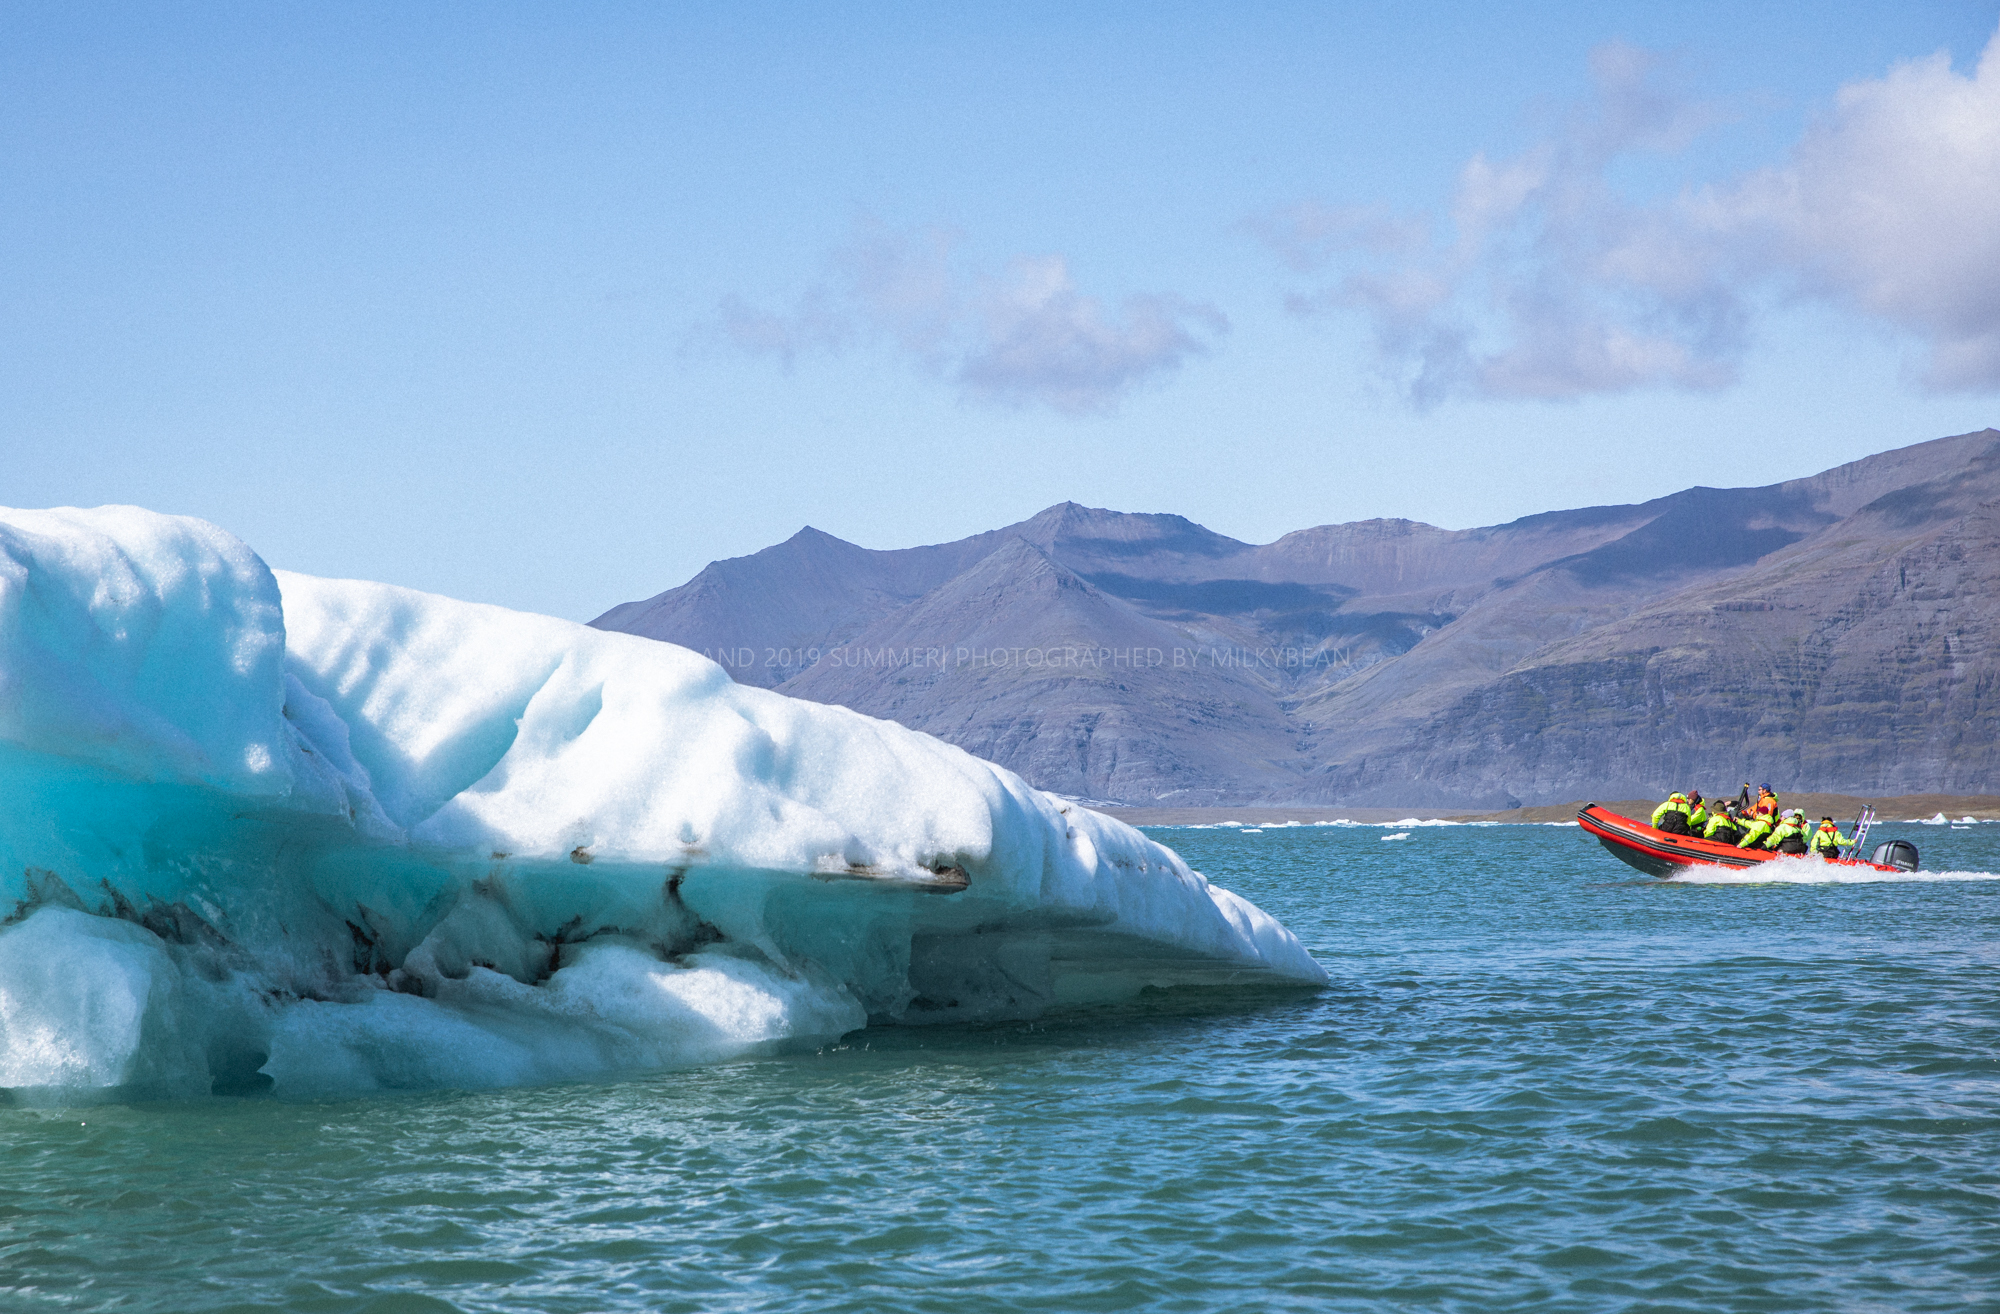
(5, 1), (1998, 618)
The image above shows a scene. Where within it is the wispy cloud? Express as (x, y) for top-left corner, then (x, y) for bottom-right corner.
(1720, 30), (2000, 390)
(1259, 28), (2000, 405)
(1240, 202), (1426, 272)
(711, 221), (1227, 415)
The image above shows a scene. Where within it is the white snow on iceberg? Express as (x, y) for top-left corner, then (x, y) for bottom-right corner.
(0, 506), (1323, 1098)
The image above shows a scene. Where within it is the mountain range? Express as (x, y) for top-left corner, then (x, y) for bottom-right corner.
(592, 429), (2000, 808)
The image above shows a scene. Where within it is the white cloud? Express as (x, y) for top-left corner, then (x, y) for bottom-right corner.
(715, 290), (848, 367)
(1241, 202), (1426, 272)
(715, 221), (1226, 414)
(1715, 31), (2000, 390)
(836, 223), (960, 360)
(959, 256), (1228, 414)
(1267, 27), (2000, 403)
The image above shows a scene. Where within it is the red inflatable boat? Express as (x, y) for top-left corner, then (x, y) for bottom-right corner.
(1575, 804), (1917, 878)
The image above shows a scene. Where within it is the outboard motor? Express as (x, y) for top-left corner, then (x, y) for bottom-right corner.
(1869, 840), (1920, 872)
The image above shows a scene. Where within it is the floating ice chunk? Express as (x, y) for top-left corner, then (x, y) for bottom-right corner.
(261, 943), (866, 1095)
(0, 506), (1324, 1099)
(1381, 832), (1411, 841)
(0, 908), (248, 1096)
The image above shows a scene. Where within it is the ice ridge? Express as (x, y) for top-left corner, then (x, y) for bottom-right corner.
(0, 506), (1324, 1098)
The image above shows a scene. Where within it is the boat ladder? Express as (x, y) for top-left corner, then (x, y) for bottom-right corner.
(1842, 806), (1877, 860)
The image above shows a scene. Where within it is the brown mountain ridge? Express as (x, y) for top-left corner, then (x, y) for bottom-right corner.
(592, 429), (2000, 808)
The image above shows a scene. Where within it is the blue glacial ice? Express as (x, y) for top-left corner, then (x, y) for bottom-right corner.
(0, 507), (1324, 1098)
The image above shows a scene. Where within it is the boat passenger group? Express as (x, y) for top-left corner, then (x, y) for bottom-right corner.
(1651, 784), (1853, 855)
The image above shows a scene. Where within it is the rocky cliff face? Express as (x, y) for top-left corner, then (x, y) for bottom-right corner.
(780, 538), (1308, 804)
(1358, 439), (2000, 805)
(594, 429), (2000, 806)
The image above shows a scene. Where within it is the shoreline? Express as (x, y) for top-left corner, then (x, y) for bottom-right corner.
(1096, 794), (2000, 828)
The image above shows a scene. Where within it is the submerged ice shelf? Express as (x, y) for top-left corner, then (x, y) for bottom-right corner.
(0, 507), (1323, 1098)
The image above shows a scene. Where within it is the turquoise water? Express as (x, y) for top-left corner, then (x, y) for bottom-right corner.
(5, 820), (1999, 1313)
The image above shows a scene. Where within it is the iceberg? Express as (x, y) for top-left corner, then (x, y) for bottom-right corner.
(0, 507), (1323, 1098)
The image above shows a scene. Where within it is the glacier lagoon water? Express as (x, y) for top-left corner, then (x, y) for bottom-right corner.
(5, 819), (1998, 1313)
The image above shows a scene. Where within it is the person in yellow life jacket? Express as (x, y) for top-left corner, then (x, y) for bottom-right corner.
(1651, 792), (1694, 835)
(1704, 806), (1743, 845)
(1767, 810), (1810, 854)
(1737, 812), (1775, 849)
(1686, 792), (1708, 831)
(1810, 816), (1854, 857)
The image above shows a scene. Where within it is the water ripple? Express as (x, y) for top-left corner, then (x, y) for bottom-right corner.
(3, 822), (1998, 1312)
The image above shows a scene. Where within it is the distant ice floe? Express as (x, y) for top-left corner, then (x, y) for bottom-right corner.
(1379, 833), (1412, 842)
(1164, 816), (1483, 831)
(1048, 793), (1128, 811)
(0, 506), (1323, 1100)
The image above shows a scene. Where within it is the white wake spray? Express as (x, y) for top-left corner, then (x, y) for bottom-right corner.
(1661, 856), (1999, 885)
